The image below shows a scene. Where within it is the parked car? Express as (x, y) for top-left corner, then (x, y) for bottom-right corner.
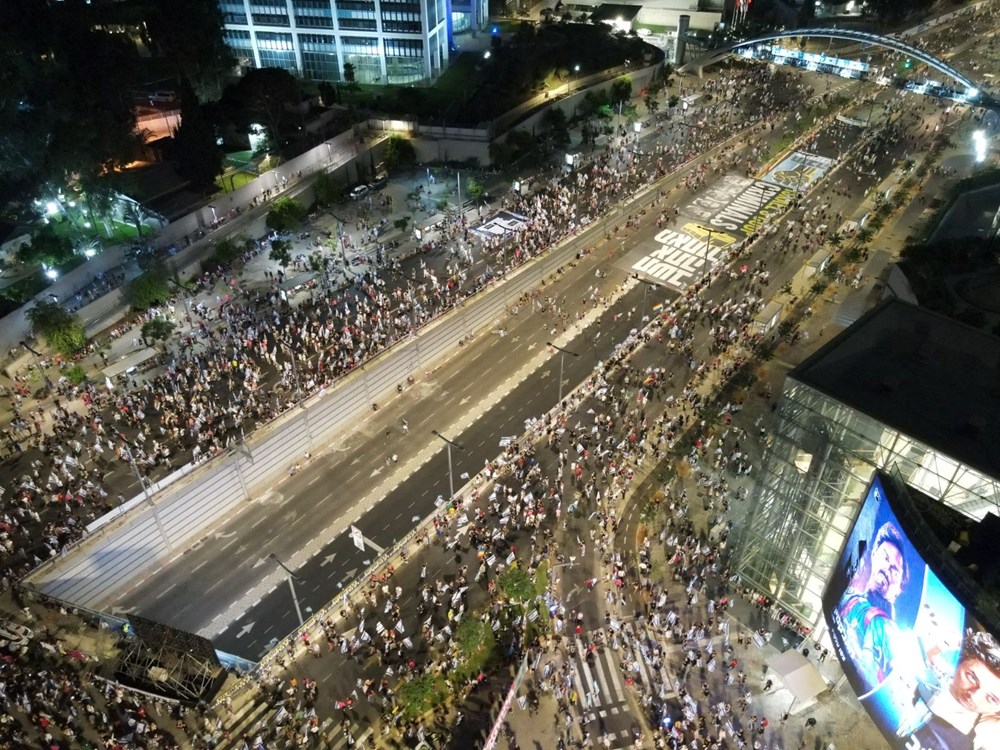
(0, 618), (33, 648)
(368, 173), (388, 190)
(350, 185), (370, 200)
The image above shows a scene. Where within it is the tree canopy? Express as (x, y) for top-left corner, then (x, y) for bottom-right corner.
(383, 134), (417, 171)
(227, 68), (301, 148)
(129, 270), (171, 311)
(171, 83), (223, 188)
(26, 301), (87, 355)
(0, 0), (141, 203)
(266, 198), (307, 232)
(17, 229), (76, 269)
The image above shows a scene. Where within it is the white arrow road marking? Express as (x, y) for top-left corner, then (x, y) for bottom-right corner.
(236, 621), (255, 638)
(338, 568), (359, 587)
(363, 536), (385, 554)
(369, 467), (382, 478)
(320, 553), (337, 567)
(110, 606), (137, 616)
(214, 530), (236, 539)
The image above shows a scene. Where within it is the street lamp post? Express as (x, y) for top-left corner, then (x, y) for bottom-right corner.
(120, 440), (172, 552)
(431, 430), (464, 500)
(19, 341), (53, 394)
(546, 342), (579, 404)
(266, 553), (305, 626)
(634, 274), (663, 316)
(694, 225), (720, 280)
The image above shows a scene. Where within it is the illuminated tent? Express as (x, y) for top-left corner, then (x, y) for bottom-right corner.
(766, 649), (828, 702)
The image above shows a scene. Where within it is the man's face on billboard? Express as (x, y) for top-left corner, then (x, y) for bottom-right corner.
(951, 656), (1000, 716)
(868, 540), (904, 603)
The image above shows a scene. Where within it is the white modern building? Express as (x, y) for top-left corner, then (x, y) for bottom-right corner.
(217, 0), (488, 85)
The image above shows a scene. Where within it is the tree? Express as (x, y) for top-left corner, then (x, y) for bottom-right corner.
(26, 301), (87, 355)
(266, 197), (306, 231)
(644, 93), (660, 117)
(141, 318), (176, 347)
(17, 229), (75, 269)
(313, 171), (339, 206)
(129, 271), (171, 310)
(213, 237), (246, 266)
(383, 134), (416, 171)
(611, 76), (633, 107)
(498, 566), (535, 603)
(318, 81), (338, 106)
(541, 107), (570, 147)
(232, 68), (300, 148)
(122, 199), (155, 240)
(140, 0), (234, 102)
(465, 177), (485, 204)
(342, 62), (356, 85)
(269, 239), (292, 268)
(0, 1), (141, 204)
(796, 0), (816, 27)
(172, 84), (223, 188)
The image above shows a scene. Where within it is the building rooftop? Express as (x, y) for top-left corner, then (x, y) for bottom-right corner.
(790, 299), (1000, 481)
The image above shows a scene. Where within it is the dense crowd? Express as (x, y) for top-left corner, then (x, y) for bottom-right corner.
(0, 6), (979, 743)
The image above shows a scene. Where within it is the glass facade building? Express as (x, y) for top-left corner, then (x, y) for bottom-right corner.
(733, 300), (1000, 634)
(218, 0), (487, 84)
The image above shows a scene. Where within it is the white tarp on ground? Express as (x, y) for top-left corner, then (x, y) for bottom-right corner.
(766, 649), (827, 702)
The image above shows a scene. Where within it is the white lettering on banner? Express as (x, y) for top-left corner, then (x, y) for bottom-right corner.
(685, 176), (753, 221)
(710, 181), (785, 231)
(742, 187), (796, 235)
(633, 228), (730, 289)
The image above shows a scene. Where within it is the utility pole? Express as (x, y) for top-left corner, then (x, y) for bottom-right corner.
(694, 225), (721, 279)
(431, 430), (464, 500)
(265, 553), (304, 626)
(546, 342), (579, 404)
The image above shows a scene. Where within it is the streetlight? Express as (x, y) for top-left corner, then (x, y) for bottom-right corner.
(262, 553), (304, 626)
(973, 129), (988, 169)
(694, 224), (721, 280)
(633, 274), (663, 316)
(431, 430), (464, 500)
(118, 438), (172, 552)
(566, 64), (580, 96)
(546, 342), (579, 404)
(19, 341), (53, 394)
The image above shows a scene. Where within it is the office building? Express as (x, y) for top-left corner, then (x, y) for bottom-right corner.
(217, 0), (487, 85)
(733, 300), (1000, 634)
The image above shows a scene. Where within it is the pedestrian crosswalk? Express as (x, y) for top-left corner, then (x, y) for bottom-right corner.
(563, 632), (680, 748)
(562, 637), (639, 748)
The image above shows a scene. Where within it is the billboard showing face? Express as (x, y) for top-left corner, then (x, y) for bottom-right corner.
(824, 474), (1000, 750)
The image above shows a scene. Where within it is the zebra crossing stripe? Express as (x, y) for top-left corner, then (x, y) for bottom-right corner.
(602, 646), (628, 700)
(576, 638), (603, 707)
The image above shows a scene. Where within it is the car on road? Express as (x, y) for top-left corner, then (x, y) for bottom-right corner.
(349, 185), (370, 200)
(0, 618), (33, 648)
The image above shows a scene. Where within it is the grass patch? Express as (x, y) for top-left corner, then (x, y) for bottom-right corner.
(215, 170), (258, 194)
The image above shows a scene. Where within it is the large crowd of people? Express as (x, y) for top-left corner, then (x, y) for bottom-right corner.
(0, 3), (989, 743)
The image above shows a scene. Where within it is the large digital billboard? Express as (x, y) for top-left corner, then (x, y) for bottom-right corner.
(824, 474), (1000, 750)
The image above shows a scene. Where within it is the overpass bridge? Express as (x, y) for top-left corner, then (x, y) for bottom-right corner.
(679, 28), (1000, 111)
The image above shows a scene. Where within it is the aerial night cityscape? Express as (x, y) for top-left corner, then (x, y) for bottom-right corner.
(3, 0), (1000, 748)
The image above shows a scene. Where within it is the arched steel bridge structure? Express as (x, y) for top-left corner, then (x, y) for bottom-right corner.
(680, 28), (999, 110)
